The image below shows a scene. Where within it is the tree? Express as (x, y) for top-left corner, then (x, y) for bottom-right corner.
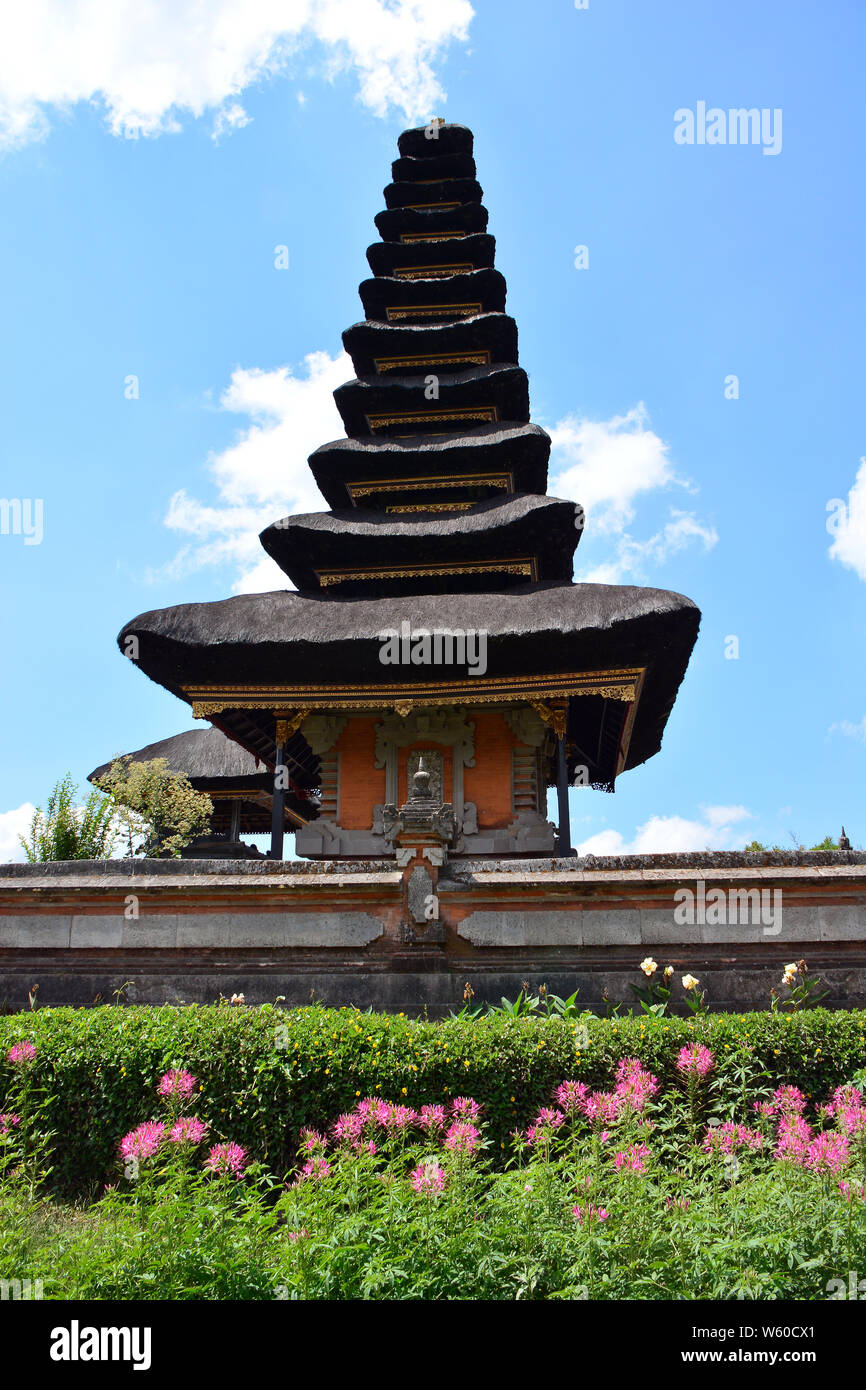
(19, 774), (116, 862)
(94, 757), (213, 858)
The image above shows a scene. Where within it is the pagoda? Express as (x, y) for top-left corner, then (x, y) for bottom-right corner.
(119, 121), (700, 875)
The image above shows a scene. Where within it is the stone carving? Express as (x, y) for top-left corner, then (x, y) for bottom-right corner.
(300, 715), (348, 756)
(504, 705), (550, 748)
(373, 708), (475, 832)
(408, 747), (443, 801)
(407, 863), (434, 925)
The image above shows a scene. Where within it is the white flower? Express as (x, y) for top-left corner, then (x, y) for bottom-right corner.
(782, 964), (798, 986)
(682, 974), (700, 992)
(230, 992), (246, 1006)
(663, 965), (674, 979)
(640, 957), (658, 978)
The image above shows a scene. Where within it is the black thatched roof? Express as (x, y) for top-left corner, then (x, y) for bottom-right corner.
(397, 122), (474, 158)
(89, 726), (266, 783)
(308, 422), (550, 510)
(384, 177), (483, 210)
(342, 312), (517, 377)
(116, 580), (700, 774)
(365, 232), (495, 279)
(259, 494), (579, 593)
(333, 363), (528, 437)
(88, 728), (312, 832)
(390, 150), (476, 183)
(359, 267), (505, 322)
(375, 203), (488, 242)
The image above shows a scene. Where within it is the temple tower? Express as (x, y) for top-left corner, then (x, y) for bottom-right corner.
(120, 122), (700, 876)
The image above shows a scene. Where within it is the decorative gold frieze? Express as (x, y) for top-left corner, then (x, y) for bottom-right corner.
(385, 501), (475, 513)
(399, 231), (465, 243)
(348, 473), (511, 500)
(385, 303), (482, 322)
(365, 407), (497, 432)
(394, 264), (474, 280)
(374, 351), (490, 373)
(185, 667), (645, 714)
(316, 558), (535, 588)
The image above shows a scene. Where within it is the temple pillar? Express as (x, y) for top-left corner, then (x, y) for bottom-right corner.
(270, 737), (286, 861)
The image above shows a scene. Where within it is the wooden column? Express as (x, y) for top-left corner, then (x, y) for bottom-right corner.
(270, 740), (286, 861)
(229, 798), (242, 842)
(555, 733), (575, 857)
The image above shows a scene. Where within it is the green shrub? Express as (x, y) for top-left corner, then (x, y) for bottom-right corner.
(2, 1004), (866, 1200)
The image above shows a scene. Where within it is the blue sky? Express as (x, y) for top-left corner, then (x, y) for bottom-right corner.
(1, 0), (864, 858)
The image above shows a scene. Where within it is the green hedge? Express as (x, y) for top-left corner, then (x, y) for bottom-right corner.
(2, 1004), (866, 1198)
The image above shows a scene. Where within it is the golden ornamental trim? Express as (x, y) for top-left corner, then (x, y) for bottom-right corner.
(394, 264), (474, 280)
(400, 231), (465, 243)
(348, 472), (511, 499)
(385, 501), (475, 513)
(374, 351), (490, 373)
(185, 668), (644, 714)
(316, 558), (535, 588)
(386, 303), (482, 322)
(366, 407), (497, 431)
(404, 201), (461, 212)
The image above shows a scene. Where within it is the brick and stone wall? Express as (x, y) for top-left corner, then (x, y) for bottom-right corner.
(1, 852), (864, 1015)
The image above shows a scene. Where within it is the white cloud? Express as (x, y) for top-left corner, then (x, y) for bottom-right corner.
(577, 804), (752, 855)
(0, 0), (474, 150)
(159, 350), (350, 593)
(828, 457), (866, 582)
(0, 803), (36, 862)
(829, 714), (866, 742)
(548, 403), (717, 582)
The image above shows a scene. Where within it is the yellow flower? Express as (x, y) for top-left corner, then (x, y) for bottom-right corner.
(401, 1086), (407, 1094)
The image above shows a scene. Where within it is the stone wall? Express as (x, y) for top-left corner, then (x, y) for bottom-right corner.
(1, 852), (864, 1015)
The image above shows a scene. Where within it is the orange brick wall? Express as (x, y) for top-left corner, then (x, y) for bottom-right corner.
(334, 718), (385, 828)
(464, 711), (517, 828)
(333, 712), (521, 830)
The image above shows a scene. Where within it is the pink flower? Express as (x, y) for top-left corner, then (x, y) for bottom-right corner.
(6, 1042), (36, 1065)
(451, 1096), (481, 1122)
(824, 1084), (862, 1117)
(583, 1091), (622, 1125)
(676, 1044), (714, 1078)
(298, 1128), (327, 1154)
(613, 1142), (650, 1174)
(410, 1162), (447, 1195)
(0, 1113), (20, 1134)
(772, 1085), (806, 1116)
(666, 1195), (691, 1212)
(120, 1120), (166, 1162)
(287, 1228), (309, 1241)
(839, 1180), (866, 1202)
(774, 1113), (812, 1164)
(377, 1103), (416, 1133)
(572, 1203), (609, 1224)
(168, 1116), (208, 1145)
(805, 1131), (849, 1175)
(444, 1121), (481, 1155)
(204, 1141), (248, 1177)
(555, 1080), (590, 1113)
(702, 1123), (763, 1155)
(157, 1069), (196, 1099)
(599, 1129), (611, 1144)
(753, 1100), (776, 1119)
(614, 1058), (659, 1112)
(417, 1104), (447, 1135)
(298, 1156), (331, 1181)
(332, 1112), (364, 1144)
(353, 1139), (377, 1156)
